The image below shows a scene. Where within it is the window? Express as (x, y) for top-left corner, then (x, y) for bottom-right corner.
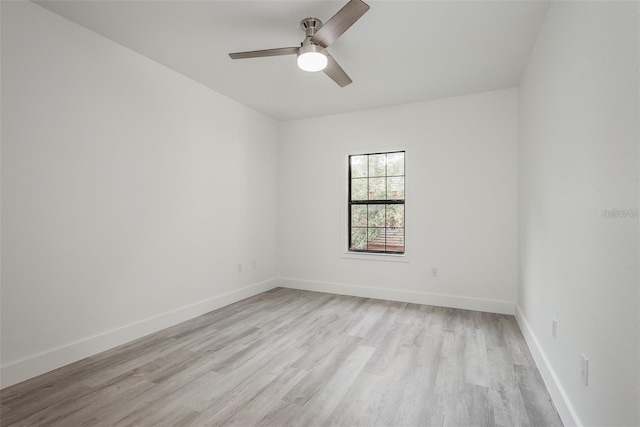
(348, 151), (405, 254)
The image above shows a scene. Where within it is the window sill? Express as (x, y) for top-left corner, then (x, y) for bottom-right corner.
(341, 251), (410, 263)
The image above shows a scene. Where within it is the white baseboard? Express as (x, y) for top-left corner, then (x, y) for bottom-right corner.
(0, 278), (278, 389)
(515, 306), (582, 427)
(279, 277), (515, 315)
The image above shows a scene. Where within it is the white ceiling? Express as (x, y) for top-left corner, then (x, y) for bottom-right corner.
(35, 0), (550, 121)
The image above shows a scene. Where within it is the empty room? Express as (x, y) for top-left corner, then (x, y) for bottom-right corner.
(1, 0), (638, 426)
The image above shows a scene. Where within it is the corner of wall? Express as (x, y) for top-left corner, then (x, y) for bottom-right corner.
(515, 305), (582, 427)
(0, 279), (278, 389)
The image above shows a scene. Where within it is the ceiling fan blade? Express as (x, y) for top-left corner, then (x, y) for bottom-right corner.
(311, 0), (370, 48)
(323, 54), (352, 87)
(229, 47), (299, 60)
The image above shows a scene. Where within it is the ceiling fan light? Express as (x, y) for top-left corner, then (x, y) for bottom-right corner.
(297, 52), (327, 72)
(297, 45), (327, 72)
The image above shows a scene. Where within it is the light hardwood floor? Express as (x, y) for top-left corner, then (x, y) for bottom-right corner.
(1, 288), (563, 426)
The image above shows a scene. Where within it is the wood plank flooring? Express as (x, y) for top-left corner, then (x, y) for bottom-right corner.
(0, 288), (563, 426)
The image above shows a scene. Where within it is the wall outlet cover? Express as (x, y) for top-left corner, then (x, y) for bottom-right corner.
(581, 354), (589, 386)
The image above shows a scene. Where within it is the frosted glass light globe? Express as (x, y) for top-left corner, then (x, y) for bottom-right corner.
(297, 51), (328, 72)
(297, 40), (328, 72)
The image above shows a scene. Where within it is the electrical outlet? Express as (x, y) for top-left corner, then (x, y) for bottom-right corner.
(581, 354), (589, 386)
(552, 318), (557, 338)
(431, 267), (438, 277)
(237, 264), (242, 273)
(252, 260), (257, 270)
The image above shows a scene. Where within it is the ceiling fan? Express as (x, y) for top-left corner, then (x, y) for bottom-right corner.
(228, 0), (370, 87)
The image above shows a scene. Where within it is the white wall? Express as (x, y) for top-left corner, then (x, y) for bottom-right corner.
(278, 89), (518, 314)
(518, 2), (639, 426)
(1, 2), (279, 387)
(5, 6), (636, 425)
